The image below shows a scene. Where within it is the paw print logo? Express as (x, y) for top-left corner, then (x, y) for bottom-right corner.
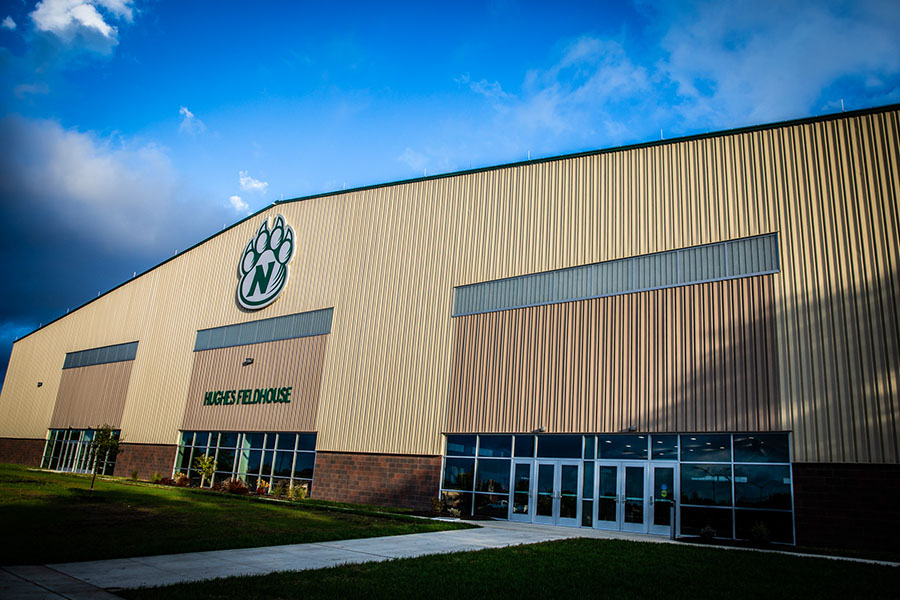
(236, 214), (295, 310)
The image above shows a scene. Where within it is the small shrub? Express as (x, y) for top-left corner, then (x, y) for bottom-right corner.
(224, 478), (250, 495)
(271, 480), (288, 498)
(150, 471), (163, 484)
(193, 454), (217, 487)
(255, 478), (270, 495)
(289, 484), (307, 501)
(212, 481), (224, 492)
(431, 496), (446, 516)
(157, 477), (175, 486)
(699, 525), (717, 541)
(749, 521), (772, 545)
(447, 507), (461, 518)
(173, 472), (190, 487)
(130, 469), (139, 481)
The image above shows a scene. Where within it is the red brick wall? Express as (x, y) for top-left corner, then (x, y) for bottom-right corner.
(312, 451), (441, 510)
(0, 437), (45, 467)
(793, 462), (900, 551)
(115, 443), (177, 480)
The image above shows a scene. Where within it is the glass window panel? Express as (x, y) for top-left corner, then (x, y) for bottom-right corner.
(680, 434), (731, 462)
(735, 510), (794, 544)
(244, 433), (265, 449)
(293, 452), (315, 479)
(219, 432), (239, 448)
(96, 346), (109, 364)
(477, 435), (512, 457)
(583, 436), (596, 459)
(513, 463), (531, 493)
(264, 434), (276, 449)
(256, 318), (276, 343)
(298, 433), (316, 451)
(180, 431), (194, 445)
(733, 433), (790, 463)
(598, 435), (648, 460)
(475, 458), (510, 493)
(442, 457), (475, 490)
(194, 432), (210, 447)
(681, 464), (733, 506)
(276, 433), (296, 451)
(178, 448), (193, 472)
(441, 491), (472, 516)
(651, 434), (679, 460)
(244, 450), (262, 475)
(734, 465), (792, 509)
(513, 435), (534, 457)
(582, 500), (593, 527)
(238, 321), (258, 345)
(446, 435), (476, 456)
(536, 435), (582, 458)
(681, 506), (734, 538)
(273, 451), (294, 477)
(473, 493), (509, 518)
(261, 451), (274, 475)
(208, 327), (226, 350)
(216, 449), (236, 473)
(583, 461), (594, 499)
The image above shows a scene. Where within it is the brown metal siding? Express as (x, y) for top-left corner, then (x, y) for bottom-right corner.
(49, 361), (133, 429)
(0, 107), (896, 463)
(448, 277), (779, 434)
(180, 336), (326, 433)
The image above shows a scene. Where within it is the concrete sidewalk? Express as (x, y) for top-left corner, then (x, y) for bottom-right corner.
(2, 521), (895, 598)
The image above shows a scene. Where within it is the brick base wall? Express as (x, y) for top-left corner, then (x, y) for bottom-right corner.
(312, 451), (441, 510)
(793, 462), (900, 551)
(0, 437), (45, 467)
(116, 443), (176, 480)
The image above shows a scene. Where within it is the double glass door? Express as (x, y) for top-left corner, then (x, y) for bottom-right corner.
(595, 461), (677, 535)
(511, 460), (580, 526)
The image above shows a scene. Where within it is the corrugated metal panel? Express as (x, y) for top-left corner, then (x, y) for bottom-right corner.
(0, 108), (896, 464)
(447, 277), (780, 434)
(181, 336), (326, 432)
(49, 361), (133, 429)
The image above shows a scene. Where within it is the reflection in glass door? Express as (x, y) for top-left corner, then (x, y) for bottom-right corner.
(594, 462), (648, 533)
(533, 461), (581, 526)
(649, 464), (677, 536)
(510, 461), (533, 522)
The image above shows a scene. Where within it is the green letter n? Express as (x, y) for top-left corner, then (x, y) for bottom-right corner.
(249, 262), (275, 296)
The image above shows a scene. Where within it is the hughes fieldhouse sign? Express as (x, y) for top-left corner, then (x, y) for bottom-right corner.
(203, 387), (293, 406)
(237, 214), (295, 310)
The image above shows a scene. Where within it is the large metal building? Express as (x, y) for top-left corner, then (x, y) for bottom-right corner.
(1, 104), (898, 550)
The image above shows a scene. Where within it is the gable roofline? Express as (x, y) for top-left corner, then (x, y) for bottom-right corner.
(15, 102), (900, 343)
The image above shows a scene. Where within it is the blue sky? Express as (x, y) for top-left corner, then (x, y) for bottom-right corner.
(1, 0), (899, 387)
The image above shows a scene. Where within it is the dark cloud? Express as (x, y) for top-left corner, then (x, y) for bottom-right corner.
(0, 114), (237, 390)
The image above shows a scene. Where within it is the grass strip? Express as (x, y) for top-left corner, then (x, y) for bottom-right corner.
(122, 537), (898, 600)
(0, 464), (470, 565)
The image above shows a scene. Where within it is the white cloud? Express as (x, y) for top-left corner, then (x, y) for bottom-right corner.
(0, 115), (187, 251)
(397, 147), (428, 172)
(29, 0), (134, 53)
(229, 195), (249, 213)
(2, 16), (15, 30)
(656, 0), (900, 126)
(178, 106), (206, 135)
(239, 170), (268, 193)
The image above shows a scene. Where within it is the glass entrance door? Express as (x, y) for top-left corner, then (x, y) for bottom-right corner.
(534, 461), (581, 526)
(649, 463), (677, 536)
(510, 461), (533, 522)
(594, 462), (649, 533)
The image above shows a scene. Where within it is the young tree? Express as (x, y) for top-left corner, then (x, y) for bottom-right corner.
(194, 453), (217, 488)
(89, 424), (121, 496)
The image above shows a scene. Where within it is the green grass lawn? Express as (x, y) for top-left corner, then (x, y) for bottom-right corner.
(121, 537), (898, 600)
(0, 464), (469, 565)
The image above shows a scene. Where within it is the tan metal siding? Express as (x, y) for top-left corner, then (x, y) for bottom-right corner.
(49, 361), (132, 429)
(180, 336), (325, 432)
(448, 277), (780, 434)
(0, 108), (896, 462)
